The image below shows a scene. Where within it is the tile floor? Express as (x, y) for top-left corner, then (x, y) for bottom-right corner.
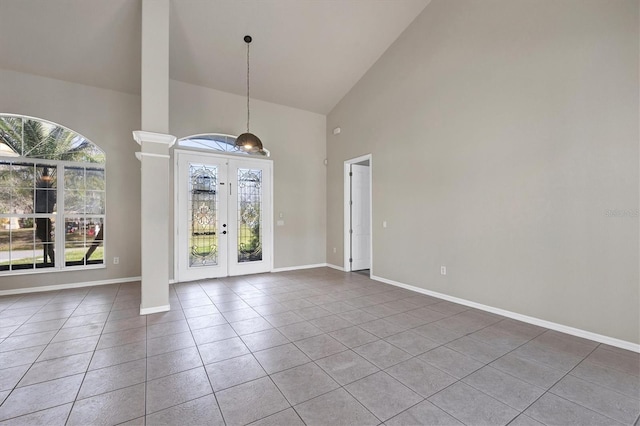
(0, 267), (638, 425)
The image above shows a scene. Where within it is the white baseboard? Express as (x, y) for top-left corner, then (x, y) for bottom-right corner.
(140, 304), (170, 315)
(326, 263), (345, 271)
(271, 263), (328, 273)
(371, 274), (640, 353)
(0, 276), (142, 296)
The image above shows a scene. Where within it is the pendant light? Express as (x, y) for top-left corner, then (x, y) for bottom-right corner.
(235, 35), (264, 154)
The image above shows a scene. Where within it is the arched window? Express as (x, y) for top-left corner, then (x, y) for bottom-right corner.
(0, 114), (106, 273)
(178, 133), (270, 157)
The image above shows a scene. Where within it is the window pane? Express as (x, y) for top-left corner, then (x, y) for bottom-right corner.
(12, 188), (33, 214)
(0, 219), (10, 271)
(0, 162), (11, 186)
(86, 169), (105, 191)
(178, 134), (268, 157)
(0, 218), (55, 270)
(73, 143), (105, 164)
(35, 165), (57, 215)
(0, 190), (11, 214)
(0, 163), (10, 214)
(86, 191), (105, 215)
(237, 168), (262, 263)
(0, 116), (22, 156)
(65, 217), (86, 266)
(12, 167), (33, 213)
(65, 217), (103, 266)
(64, 167), (85, 191)
(65, 191), (85, 214)
(11, 240), (35, 270)
(84, 218), (103, 264)
(34, 216), (55, 268)
(189, 164), (218, 267)
(12, 164), (34, 188)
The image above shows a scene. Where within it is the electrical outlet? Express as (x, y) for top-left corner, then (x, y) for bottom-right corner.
(113, 257), (119, 265)
(440, 266), (446, 275)
(333, 247), (337, 253)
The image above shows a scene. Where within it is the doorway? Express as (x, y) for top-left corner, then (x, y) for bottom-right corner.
(344, 154), (372, 274)
(175, 150), (272, 281)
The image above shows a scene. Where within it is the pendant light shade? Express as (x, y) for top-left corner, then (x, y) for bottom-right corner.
(235, 132), (263, 153)
(235, 35), (264, 154)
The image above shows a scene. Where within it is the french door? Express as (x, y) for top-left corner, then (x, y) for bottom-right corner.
(175, 151), (272, 281)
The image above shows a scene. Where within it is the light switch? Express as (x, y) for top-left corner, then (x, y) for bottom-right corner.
(383, 221), (387, 228)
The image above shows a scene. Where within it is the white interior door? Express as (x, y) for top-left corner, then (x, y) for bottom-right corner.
(176, 151), (272, 281)
(351, 164), (370, 271)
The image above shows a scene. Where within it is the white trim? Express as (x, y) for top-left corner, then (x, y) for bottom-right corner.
(134, 151), (170, 161)
(344, 154), (373, 274)
(132, 130), (177, 147)
(140, 304), (171, 315)
(326, 263), (345, 272)
(0, 276), (141, 296)
(370, 274), (640, 353)
(271, 263), (328, 273)
(0, 263), (105, 278)
(343, 163), (350, 271)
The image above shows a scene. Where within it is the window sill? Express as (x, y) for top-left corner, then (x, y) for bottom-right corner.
(0, 263), (106, 277)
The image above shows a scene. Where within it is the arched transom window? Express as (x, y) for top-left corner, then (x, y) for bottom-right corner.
(0, 114), (106, 274)
(178, 133), (270, 156)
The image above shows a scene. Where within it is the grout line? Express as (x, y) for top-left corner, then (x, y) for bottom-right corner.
(62, 283), (119, 425)
(1, 271), (636, 426)
(143, 291), (148, 425)
(502, 343), (604, 425)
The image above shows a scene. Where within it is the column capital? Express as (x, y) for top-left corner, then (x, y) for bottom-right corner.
(132, 130), (176, 147)
(134, 152), (171, 161)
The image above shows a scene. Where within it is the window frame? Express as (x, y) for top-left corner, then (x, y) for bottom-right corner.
(0, 115), (106, 276)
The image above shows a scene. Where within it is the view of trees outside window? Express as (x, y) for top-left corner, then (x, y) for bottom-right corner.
(0, 115), (106, 272)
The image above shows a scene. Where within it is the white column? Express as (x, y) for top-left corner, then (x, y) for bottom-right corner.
(133, 132), (175, 315)
(141, 0), (169, 133)
(134, 0), (173, 315)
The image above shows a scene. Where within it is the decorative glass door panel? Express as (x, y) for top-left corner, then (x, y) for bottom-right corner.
(189, 164), (218, 267)
(237, 168), (262, 263)
(176, 151), (271, 281)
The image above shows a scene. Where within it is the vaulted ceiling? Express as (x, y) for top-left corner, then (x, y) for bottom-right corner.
(0, 0), (430, 114)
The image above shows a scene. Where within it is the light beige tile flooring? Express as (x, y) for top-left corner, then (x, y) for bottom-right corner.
(0, 267), (638, 425)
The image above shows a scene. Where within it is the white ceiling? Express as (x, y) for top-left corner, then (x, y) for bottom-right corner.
(0, 0), (430, 114)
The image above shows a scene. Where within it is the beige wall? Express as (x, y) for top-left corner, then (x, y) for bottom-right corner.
(170, 80), (327, 272)
(0, 69), (142, 291)
(327, 0), (639, 343)
(0, 72), (326, 291)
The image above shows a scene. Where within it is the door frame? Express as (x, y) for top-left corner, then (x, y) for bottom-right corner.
(174, 149), (274, 282)
(344, 154), (373, 275)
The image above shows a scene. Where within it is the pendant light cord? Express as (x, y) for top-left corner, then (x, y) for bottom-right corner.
(246, 41), (250, 133)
